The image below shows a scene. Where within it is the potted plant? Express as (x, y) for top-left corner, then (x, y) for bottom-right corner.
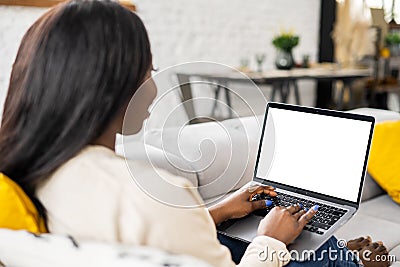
(272, 32), (300, 70)
(385, 32), (400, 57)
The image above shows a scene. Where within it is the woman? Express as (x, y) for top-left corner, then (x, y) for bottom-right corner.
(0, 1), (389, 266)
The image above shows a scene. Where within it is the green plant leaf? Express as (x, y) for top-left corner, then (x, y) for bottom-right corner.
(272, 34), (300, 51)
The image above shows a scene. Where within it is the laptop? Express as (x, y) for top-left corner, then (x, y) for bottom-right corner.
(217, 102), (375, 261)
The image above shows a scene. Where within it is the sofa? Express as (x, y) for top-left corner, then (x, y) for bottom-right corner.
(1, 108), (399, 266)
(118, 107), (400, 265)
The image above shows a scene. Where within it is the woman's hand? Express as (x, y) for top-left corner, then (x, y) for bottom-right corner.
(258, 205), (318, 245)
(208, 184), (277, 225)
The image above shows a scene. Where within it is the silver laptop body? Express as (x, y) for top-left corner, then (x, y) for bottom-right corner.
(217, 103), (375, 261)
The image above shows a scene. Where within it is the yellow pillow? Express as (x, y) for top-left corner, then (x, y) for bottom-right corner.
(368, 121), (400, 204)
(0, 173), (47, 233)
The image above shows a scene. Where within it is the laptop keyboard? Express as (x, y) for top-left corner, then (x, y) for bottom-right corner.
(252, 192), (348, 235)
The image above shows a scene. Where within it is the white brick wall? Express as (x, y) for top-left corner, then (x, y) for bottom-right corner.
(0, 0), (321, 124)
(135, 0), (320, 70)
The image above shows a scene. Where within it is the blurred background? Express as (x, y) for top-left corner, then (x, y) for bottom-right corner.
(1, 0), (400, 127)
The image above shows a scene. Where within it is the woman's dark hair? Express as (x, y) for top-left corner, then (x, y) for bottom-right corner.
(0, 0), (152, 216)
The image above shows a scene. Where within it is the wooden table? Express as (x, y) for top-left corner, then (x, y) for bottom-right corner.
(176, 68), (371, 121)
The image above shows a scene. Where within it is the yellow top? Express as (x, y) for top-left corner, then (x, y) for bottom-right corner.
(0, 173), (47, 233)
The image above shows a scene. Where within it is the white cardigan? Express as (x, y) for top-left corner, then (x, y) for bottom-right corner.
(37, 145), (290, 267)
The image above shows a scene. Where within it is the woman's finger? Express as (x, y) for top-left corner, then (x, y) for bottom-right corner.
(286, 204), (301, 214)
(247, 185), (277, 201)
(253, 188), (271, 195)
(376, 245), (388, 253)
(298, 205), (318, 227)
(248, 190), (278, 201)
(293, 209), (306, 220)
(371, 242), (380, 249)
(254, 186), (277, 195)
(247, 185), (275, 193)
(247, 187), (274, 196)
(251, 199), (273, 211)
(248, 189), (270, 201)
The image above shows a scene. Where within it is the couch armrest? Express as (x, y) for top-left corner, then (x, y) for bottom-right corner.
(143, 124), (257, 200)
(115, 140), (199, 187)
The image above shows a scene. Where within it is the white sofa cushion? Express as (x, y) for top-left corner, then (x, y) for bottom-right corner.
(144, 122), (257, 201)
(0, 229), (210, 267)
(358, 194), (400, 224)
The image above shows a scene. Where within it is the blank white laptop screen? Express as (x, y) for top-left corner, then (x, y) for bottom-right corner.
(256, 107), (373, 203)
